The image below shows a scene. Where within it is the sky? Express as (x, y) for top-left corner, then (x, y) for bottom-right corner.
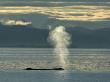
(0, 0), (110, 48)
(0, 0), (110, 29)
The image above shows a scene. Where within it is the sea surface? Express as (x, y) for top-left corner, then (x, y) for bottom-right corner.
(0, 48), (110, 82)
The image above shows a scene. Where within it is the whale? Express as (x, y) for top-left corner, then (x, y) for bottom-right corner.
(24, 67), (64, 70)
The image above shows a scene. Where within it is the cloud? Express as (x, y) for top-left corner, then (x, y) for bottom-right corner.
(0, 4), (110, 21)
(0, 19), (32, 26)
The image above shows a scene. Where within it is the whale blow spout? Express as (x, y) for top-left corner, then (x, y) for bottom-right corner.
(49, 26), (71, 68)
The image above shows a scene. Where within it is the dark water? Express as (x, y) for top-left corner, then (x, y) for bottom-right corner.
(0, 70), (110, 82)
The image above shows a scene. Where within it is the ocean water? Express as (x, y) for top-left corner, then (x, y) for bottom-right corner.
(0, 48), (110, 71)
(0, 70), (110, 82)
(0, 48), (110, 82)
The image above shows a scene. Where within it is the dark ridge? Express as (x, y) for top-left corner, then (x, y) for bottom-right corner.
(1, 23), (110, 48)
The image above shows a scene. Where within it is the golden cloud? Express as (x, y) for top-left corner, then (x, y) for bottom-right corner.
(0, 5), (110, 21)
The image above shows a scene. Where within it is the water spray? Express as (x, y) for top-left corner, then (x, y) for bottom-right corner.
(49, 26), (71, 68)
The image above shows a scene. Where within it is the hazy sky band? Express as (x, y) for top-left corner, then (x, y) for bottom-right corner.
(0, 0), (110, 2)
